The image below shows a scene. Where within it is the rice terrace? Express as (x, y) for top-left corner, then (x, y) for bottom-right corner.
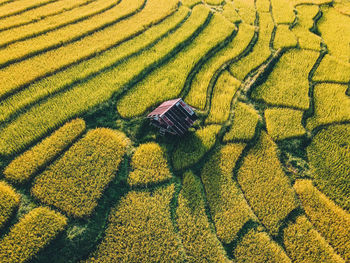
(0, 0), (349, 261)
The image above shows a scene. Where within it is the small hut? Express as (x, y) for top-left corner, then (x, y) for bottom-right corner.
(147, 98), (197, 135)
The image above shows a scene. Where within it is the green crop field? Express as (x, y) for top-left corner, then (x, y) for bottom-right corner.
(0, 0), (349, 262)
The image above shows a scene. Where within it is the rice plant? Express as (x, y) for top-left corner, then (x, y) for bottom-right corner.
(0, 181), (20, 230)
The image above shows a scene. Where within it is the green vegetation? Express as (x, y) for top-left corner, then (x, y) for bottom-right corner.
(271, 0), (295, 24)
(222, 2), (241, 23)
(294, 180), (350, 261)
(32, 128), (129, 218)
(176, 171), (231, 262)
(237, 132), (299, 235)
(185, 22), (255, 109)
(231, 0), (256, 25)
(205, 71), (240, 124)
(313, 55), (350, 83)
(201, 144), (257, 244)
(128, 142), (172, 187)
(273, 25), (298, 49)
(234, 228), (291, 263)
(172, 125), (221, 170)
(223, 102), (260, 142)
(117, 12), (235, 117)
(283, 215), (344, 263)
(0, 181), (20, 230)
(0, 207), (67, 263)
(265, 108), (306, 141)
(4, 118), (86, 184)
(307, 83), (350, 130)
(252, 49), (319, 109)
(0, 0), (55, 19)
(307, 124), (350, 210)
(84, 185), (186, 262)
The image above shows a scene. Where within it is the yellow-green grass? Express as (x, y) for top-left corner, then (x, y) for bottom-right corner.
(32, 128), (129, 218)
(313, 55), (350, 83)
(205, 0), (222, 5)
(234, 228), (292, 263)
(172, 125), (221, 170)
(256, 0), (271, 12)
(128, 142), (172, 187)
(294, 180), (350, 261)
(176, 171), (231, 262)
(181, 0), (202, 8)
(292, 5), (322, 51)
(283, 215), (345, 263)
(252, 49), (319, 110)
(0, 0), (141, 64)
(223, 102), (260, 142)
(306, 83), (350, 130)
(307, 124), (350, 210)
(318, 7), (350, 63)
(230, 12), (274, 81)
(117, 12), (235, 118)
(0, 0), (178, 100)
(0, 0), (55, 19)
(0, 0), (93, 31)
(293, 0), (332, 5)
(0, 207), (67, 263)
(334, 0), (350, 15)
(0, 0), (118, 47)
(271, 0), (295, 24)
(265, 108), (306, 141)
(237, 132), (299, 235)
(185, 22), (255, 109)
(0, 6), (189, 124)
(0, 4), (206, 156)
(232, 0), (256, 25)
(4, 118), (86, 184)
(273, 25), (298, 49)
(205, 71), (241, 124)
(84, 184), (186, 263)
(0, 181), (20, 230)
(201, 144), (258, 244)
(222, 2), (241, 23)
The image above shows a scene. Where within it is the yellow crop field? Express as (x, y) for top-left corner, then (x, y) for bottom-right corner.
(0, 0), (349, 261)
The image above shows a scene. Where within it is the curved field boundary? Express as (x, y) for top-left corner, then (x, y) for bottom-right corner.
(116, 12), (236, 118)
(0, 0), (177, 101)
(0, 0), (144, 69)
(0, 6), (189, 125)
(4, 119), (86, 184)
(0, 3), (204, 156)
(31, 129), (129, 218)
(0, 181), (20, 230)
(0, 0), (96, 32)
(0, 0), (57, 19)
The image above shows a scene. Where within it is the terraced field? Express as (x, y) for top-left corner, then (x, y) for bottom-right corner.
(0, 0), (349, 262)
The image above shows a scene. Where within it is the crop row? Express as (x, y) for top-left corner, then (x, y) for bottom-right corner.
(0, 0), (176, 100)
(265, 108), (306, 141)
(201, 144), (257, 244)
(31, 128), (129, 218)
(306, 83), (350, 130)
(0, 0), (184, 156)
(0, 181), (20, 230)
(283, 215), (344, 263)
(294, 180), (350, 261)
(0, 6), (189, 124)
(237, 132), (299, 235)
(234, 228), (291, 262)
(185, 22), (255, 110)
(4, 118), (86, 183)
(252, 49), (319, 110)
(223, 102), (260, 142)
(128, 142), (172, 187)
(229, 12), (274, 81)
(205, 71), (241, 124)
(116, 11), (235, 118)
(172, 125), (221, 170)
(0, 0), (55, 19)
(84, 185), (186, 262)
(0, 207), (67, 263)
(176, 171), (231, 262)
(0, 0), (93, 32)
(307, 124), (350, 210)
